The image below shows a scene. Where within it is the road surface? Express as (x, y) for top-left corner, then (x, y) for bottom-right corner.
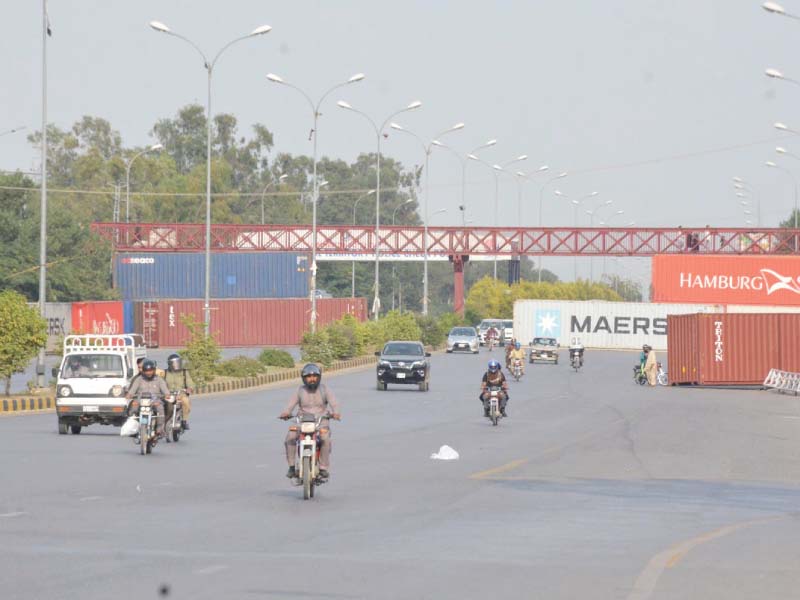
(1, 350), (799, 599)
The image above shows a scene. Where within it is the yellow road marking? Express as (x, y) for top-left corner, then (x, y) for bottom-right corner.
(627, 515), (786, 600)
(469, 458), (529, 480)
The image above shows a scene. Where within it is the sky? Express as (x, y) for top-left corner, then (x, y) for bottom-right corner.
(1, 0), (799, 286)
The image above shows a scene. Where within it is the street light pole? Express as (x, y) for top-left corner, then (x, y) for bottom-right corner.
(36, 0), (48, 387)
(390, 198), (413, 309)
(585, 199), (614, 282)
(351, 189), (376, 297)
(390, 122), (465, 314)
(268, 73), (364, 331)
(260, 173), (287, 225)
(125, 144), (163, 223)
(336, 100), (422, 320)
(150, 20), (272, 334)
(598, 210), (625, 282)
(568, 191), (598, 280)
(537, 171), (568, 282)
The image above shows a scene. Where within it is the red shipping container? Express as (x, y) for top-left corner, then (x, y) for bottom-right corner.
(155, 298), (367, 347)
(652, 255), (800, 306)
(667, 313), (800, 385)
(71, 301), (125, 335)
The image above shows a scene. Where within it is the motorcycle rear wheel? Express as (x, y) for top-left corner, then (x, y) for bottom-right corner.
(302, 456), (312, 500)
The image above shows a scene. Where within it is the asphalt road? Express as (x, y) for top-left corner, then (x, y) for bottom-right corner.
(2, 350), (799, 600)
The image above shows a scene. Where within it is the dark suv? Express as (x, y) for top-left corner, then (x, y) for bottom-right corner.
(375, 341), (431, 392)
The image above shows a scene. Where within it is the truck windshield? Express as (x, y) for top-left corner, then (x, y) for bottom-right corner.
(62, 354), (124, 378)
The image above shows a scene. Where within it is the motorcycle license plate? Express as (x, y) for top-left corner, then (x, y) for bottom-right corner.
(396, 372), (406, 379)
(83, 406), (99, 412)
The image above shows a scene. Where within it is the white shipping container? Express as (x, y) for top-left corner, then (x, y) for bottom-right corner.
(513, 300), (719, 351)
(28, 302), (72, 353)
(722, 304), (800, 314)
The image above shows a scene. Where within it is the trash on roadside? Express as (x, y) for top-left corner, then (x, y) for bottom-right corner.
(430, 445), (459, 460)
(119, 416), (138, 437)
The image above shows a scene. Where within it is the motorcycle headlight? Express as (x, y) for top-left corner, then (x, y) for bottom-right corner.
(58, 385), (72, 398)
(301, 422), (316, 434)
(109, 385), (123, 397)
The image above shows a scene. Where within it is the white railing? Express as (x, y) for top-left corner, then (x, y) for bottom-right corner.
(763, 369), (800, 395)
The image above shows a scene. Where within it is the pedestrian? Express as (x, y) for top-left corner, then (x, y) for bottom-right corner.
(644, 346), (658, 386)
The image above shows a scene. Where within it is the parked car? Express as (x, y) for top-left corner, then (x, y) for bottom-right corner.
(478, 319), (505, 346)
(446, 327), (479, 353)
(529, 337), (559, 364)
(502, 319), (514, 341)
(376, 341), (431, 391)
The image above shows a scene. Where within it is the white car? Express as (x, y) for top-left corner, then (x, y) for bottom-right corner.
(502, 319), (513, 342)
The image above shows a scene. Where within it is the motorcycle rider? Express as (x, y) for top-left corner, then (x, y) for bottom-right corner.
(569, 337), (585, 367)
(279, 364), (341, 480)
(164, 353), (194, 431)
(505, 337), (516, 369)
(508, 341), (526, 375)
(480, 359), (509, 417)
(485, 325), (499, 349)
(639, 345), (650, 374)
(128, 357), (145, 387)
(125, 359), (169, 439)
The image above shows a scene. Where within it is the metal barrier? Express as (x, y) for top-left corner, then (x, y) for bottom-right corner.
(763, 369), (800, 395)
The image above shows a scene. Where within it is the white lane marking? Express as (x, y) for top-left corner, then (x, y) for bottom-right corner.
(194, 565), (229, 575)
(79, 496), (103, 502)
(0, 512), (27, 518)
(779, 416), (800, 420)
(255, 463), (268, 469)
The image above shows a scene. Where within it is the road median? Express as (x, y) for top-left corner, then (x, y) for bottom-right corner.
(0, 354), (376, 414)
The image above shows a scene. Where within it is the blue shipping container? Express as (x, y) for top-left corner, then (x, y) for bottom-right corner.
(123, 301), (135, 333)
(114, 253), (309, 300)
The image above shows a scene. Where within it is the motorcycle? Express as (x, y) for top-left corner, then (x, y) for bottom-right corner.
(135, 393), (164, 455)
(511, 358), (523, 382)
(656, 363), (669, 386)
(633, 365), (648, 386)
(484, 386), (504, 426)
(569, 349), (584, 372)
(288, 412), (331, 500)
(165, 389), (187, 443)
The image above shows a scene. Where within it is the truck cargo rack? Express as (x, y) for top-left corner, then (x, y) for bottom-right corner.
(763, 368), (800, 396)
(63, 334), (145, 356)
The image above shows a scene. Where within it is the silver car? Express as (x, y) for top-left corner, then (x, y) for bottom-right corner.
(446, 327), (479, 353)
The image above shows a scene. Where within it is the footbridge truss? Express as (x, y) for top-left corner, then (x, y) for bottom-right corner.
(93, 223), (800, 257)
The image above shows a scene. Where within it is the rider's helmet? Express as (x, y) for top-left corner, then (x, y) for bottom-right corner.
(141, 359), (157, 380)
(488, 360), (501, 374)
(301, 363), (322, 391)
(167, 353), (182, 372)
(643, 344), (651, 352)
(514, 341), (521, 350)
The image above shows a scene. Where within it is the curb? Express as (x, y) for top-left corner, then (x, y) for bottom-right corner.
(0, 355), (377, 415)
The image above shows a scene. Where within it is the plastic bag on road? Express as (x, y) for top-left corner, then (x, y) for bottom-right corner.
(120, 416), (138, 437)
(430, 445), (459, 460)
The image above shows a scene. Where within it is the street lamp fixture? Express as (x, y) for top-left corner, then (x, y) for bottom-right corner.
(390, 121), (465, 314)
(267, 72), (365, 331)
(150, 18), (272, 333)
(337, 98), (422, 320)
(125, 143), (164, 223)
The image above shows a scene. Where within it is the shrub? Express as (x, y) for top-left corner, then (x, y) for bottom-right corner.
(179, 314), (221, 385)
(215, 356), (265, 378)
(300, 330), (335, 367)
(415, 314), (445, 349)
(325, 314), (361, 360)
(380, 310), (422, 342)
(258, 348), (295, 368)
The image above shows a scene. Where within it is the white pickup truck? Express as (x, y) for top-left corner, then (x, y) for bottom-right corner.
(54, 334), (146, 435)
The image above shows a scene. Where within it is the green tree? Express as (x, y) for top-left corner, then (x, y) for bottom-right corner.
(0, 290), (47, 395)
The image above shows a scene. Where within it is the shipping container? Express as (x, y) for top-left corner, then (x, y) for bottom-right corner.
(113, 252), (309, 300)
(153, 298), (367, 347)
(667, 313), (800, 385)
(29, 302), (72, 353)
(652, 255), (800, 306)
(133, 301), (160, 348)
(513, 300), (720, 351)
(71, 301), (125, 335)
